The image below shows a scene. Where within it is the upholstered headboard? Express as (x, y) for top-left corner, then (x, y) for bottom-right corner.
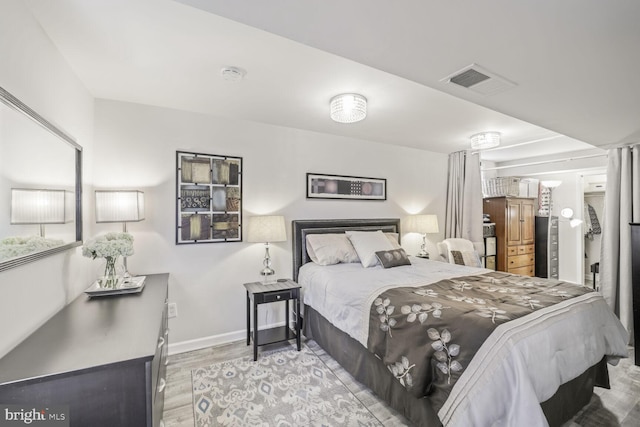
(291, 218), (401, 281)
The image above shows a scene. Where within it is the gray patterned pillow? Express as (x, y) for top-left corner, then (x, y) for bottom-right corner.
(375, 248), (412, 268)
(450, 250), (466, 265)
(450, 250), (482, 267)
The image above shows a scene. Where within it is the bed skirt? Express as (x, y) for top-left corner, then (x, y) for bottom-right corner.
(303, 304), (610, 427)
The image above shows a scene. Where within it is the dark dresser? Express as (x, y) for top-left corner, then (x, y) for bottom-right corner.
(0, 273), (169, 426)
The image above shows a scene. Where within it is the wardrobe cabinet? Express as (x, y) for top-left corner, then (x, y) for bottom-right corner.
(483, 197), (536, 276)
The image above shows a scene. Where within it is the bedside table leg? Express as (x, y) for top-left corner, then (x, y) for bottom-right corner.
(296, 294), (301, 351)
(246, 291), (250, 346)
(253, 298), (258, 361)
(285, 299), (290, 334)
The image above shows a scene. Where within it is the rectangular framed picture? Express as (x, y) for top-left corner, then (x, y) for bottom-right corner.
(176, 151), (242, 244)
(306, 173), (386, 200)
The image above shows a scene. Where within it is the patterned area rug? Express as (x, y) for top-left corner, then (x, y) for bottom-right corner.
(192, 345), (382, 426)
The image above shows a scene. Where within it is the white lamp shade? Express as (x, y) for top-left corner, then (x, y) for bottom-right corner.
(246, 215), (287, 243)
(96, 190), (145, 223)
(11, 189), (71, 224)
(407, 214), (439, 234)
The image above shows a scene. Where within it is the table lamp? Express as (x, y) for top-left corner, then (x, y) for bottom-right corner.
(407, 214), (439, 258)
(247, 215), (287, 283)
(95, 190), (145, 276)
(11, 188), (72, 237)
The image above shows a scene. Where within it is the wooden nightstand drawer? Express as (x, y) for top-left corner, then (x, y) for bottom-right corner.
(262, 290), (293, 303)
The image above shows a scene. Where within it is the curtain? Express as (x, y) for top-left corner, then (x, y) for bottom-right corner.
(444, 150), (483, 246)
(600, 144), (640, 344)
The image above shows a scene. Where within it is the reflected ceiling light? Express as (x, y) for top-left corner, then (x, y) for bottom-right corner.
(470, 131), (501, 150)
(330, 93), (367, 123)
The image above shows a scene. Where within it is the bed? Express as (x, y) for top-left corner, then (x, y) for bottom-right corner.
(292, 218), (629, 427)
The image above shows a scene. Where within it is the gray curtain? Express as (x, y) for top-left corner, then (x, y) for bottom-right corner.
(444, 150), (483, 246)
(600, 144), (640, 344)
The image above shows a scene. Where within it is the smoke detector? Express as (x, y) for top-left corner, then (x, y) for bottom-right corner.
(220, 66), (246, 82)
(441, 63), (516, 96)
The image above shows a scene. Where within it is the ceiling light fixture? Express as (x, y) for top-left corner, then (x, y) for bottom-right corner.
(330, 93), (367, 123)
(470, 131), (501, 150)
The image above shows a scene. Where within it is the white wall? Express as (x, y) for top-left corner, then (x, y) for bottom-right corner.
(0, 0), (95, 357)
(93, 99), (449, 352)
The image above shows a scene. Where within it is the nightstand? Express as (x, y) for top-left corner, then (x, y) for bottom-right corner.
(244, 279), (301, 361)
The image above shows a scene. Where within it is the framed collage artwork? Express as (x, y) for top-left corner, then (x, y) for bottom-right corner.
(306, 173), (386, 200)
(176, 151), (242, 244)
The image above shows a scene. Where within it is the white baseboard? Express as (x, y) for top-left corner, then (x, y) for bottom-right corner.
(168, 320), (285, 356)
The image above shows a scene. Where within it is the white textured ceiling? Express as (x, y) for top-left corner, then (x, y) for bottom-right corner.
(24, 0), (638, 163)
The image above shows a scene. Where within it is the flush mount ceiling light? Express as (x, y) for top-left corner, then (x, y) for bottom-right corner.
(470, 131), (501, 150)
(330, 93), (367, 123)
(220, 66), (246, 82)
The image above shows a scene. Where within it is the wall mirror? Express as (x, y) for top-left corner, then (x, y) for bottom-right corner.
(0, 86), (82, 272)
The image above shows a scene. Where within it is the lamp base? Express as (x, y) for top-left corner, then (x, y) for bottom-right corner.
(416, 250), (430, 259)
(260, 270), (276, 285)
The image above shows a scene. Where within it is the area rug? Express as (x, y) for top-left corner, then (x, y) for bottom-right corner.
(192, 346), (382, 426)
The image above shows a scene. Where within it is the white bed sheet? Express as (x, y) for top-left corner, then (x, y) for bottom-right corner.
(298, 257), (488, 346)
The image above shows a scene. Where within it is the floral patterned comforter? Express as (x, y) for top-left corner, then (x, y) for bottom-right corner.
(367, 271), (594, 411)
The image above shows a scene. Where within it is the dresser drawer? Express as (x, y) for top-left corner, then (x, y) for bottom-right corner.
(508, 254), (535, 268)
(261, 290), (293, 303)
(517, 244), (534, 254)
(509, 265), (535, 276)
(507, 247), (518, 256)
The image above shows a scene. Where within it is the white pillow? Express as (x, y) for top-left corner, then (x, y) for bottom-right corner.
(385, 232), (402, 249)
(346, 230), (394, 267)
(306, 234), (360, 265)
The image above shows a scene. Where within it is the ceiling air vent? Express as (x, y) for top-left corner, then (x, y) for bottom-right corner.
(441, 64), (516, 96)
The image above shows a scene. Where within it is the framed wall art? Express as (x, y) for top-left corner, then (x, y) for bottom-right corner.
(306, 173), (386, 201)
(176, 151), (242, 244)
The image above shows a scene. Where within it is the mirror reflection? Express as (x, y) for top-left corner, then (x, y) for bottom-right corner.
(0, 87), (82, 269)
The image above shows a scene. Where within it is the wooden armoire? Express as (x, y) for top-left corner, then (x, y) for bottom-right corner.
(483, 197), (536, 276)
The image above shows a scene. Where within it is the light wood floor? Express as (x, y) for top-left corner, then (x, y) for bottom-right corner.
(162, 340), (639, 426)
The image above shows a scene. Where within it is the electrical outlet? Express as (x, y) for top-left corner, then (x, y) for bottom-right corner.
(168, 302), (178, 318)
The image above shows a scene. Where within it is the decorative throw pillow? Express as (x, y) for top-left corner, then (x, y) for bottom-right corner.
(450, 250), (465, 265)
(450, 250), (482, 268)
(375, 248), (412, 268)
(345, 230), (394, 268)
(306, 233), (360, 265)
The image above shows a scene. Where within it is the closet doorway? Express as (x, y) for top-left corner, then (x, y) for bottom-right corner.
(582, 173), (606, 289)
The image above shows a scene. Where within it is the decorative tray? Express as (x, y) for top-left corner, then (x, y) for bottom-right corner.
(85, 275), (147, 297)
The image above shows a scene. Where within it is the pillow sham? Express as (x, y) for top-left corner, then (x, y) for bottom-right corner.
(375, 248), (412, 268)
(385, 232), (402, 249)
(450, 250), (482, 268)
(306, 233), (360, 265)
(346, 230), (394, 267)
